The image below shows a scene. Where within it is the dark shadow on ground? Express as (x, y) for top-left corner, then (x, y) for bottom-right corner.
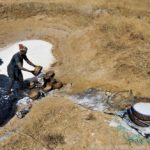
(0, 74), (17, 126)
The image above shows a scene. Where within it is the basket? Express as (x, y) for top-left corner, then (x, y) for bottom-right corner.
(44, 71), (55, 80)
(28, 89), (40, 100)
(53, 82), (63, 89)
(42, 82), (53, 92)
(29, 81), (36, 89)
(33, 66), (43, 76)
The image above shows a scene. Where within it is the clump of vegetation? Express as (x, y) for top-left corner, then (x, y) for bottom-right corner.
(43, 133), (65, 149)
(85, 113), (96, 120)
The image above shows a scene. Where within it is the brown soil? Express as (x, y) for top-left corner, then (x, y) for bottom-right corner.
(0, 0), (150, 149)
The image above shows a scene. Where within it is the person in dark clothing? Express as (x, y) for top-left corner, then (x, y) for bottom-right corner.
(7, 44), (36, 95)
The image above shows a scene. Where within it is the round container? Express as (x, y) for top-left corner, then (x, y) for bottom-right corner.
(127, 108), (150, 127)
(131, 103), (150, 121)
(51, 78), (57, 84)
(28, 89), (40, 100)
(44, 71), (55, 80)
(29, 81), (36, 89)
(42, 83), (52, 92)
(53, 82), (63, 89)
(33, 66), (43, 76)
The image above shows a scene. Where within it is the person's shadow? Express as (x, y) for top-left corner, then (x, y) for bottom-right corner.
(0, 58), (17, 126)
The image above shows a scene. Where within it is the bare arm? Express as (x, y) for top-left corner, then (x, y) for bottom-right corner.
(25, 57), (36, 67)
(17, 62), (33, 73)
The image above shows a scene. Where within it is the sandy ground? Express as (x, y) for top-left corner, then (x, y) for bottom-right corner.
(0, 0), (150, 149)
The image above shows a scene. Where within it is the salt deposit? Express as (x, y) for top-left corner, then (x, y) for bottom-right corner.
(110, 110), (150, 137)
(16, 97), (32, 106)
(70, 88), (111, 112)
(0, 131), (14, 142)
(0, 40), (55, 79)
(134, 103), (150, 116)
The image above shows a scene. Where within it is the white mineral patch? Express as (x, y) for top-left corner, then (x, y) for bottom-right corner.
(134, 103), (150, 116)
(70, 89), (109, 112)
(109, 117), (139, 135)
(16, 97), (32, 106)
(0, 40), (55, 79)
(109, 119), (119, 127)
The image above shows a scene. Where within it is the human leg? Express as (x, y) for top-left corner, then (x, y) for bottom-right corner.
(7, 66), (15, 95)
(18, 71), (24, 90)
(16, 71), (27, 97)
(7, 78), (15, 95)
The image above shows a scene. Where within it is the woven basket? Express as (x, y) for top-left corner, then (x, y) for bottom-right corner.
(44, 71), (55, 80)
(53, 82), (63, 89)
(33, 66), (43, 76)
(28, 89), (40, 100)
(42, 82), (53, 92)
(29, 81), (36, 89)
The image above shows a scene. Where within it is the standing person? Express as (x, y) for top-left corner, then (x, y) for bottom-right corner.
(7, 44), (36, 95)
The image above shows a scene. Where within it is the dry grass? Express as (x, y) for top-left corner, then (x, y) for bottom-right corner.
(85, 113), (96, 121)
(0, 96), (135, 149)
(0, 0), (150, 149)
(1, 96), (150, 150)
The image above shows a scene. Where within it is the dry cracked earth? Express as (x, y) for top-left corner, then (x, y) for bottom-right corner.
(0, 0), (150, 149)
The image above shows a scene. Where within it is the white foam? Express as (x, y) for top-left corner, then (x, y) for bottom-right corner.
(0, 40), (55, 79)
(134, 103), (150, 116)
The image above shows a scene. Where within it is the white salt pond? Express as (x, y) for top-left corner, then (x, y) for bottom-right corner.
(134, 103), (150, 116)
(0, 40), (55, 79)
